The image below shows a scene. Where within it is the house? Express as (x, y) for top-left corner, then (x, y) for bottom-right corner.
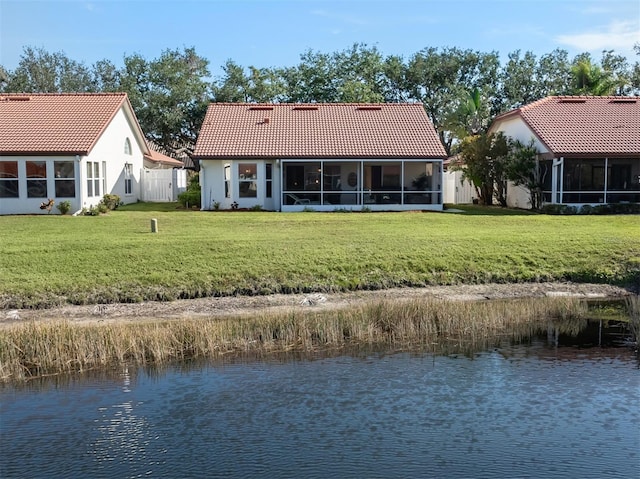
(490, 96), (640, 209)
(193, 103), (447, 211)
(0, 92), (149, 215)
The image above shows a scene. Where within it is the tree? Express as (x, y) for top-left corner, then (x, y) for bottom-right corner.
(570, 55), (615, 95)
(600, 49), (634, 95)
(2, 46), (94, 93)
(212, 60), (250, 102)
(119, 47), (212, 153)
(454, 132), (509, 206)
(445, 87), (487, 139)
(281, 49), (337, 102)
(406, 47), (500, 155)
(498, 50), (540, 111)
(504, 139), (545, 210)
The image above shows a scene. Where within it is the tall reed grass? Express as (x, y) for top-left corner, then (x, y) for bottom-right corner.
(0, 296), (592, 382)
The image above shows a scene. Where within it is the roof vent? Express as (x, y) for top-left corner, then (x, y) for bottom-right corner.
(558, 99), (586, 104)
(1, 96), (31, 101)
(249, 106), (274, 111)
(610, 99), (637, 104)
(293, 106), (319, 111)
(357, 106), (382, 111)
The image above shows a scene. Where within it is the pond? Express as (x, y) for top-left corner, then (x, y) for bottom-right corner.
(1, 320), (638, 479)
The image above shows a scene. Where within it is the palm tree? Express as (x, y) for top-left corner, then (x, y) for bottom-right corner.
(570, 59), (615, 95)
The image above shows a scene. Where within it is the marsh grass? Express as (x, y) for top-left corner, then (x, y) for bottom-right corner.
(0, 296), (591, 382)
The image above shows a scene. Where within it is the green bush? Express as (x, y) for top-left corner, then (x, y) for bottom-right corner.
(56, 200), (71, 215)
(543, 203), (639, 215)
(102, 194), (121, 210)
(178, 174), (201, 209)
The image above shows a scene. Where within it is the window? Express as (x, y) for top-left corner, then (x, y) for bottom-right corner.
(224, 164), (231, 198)
(238, 163), (257, 198)
(0, 161), (19, 198)
(54, 161), (75, 198)
(266, 163), (273, 198)
(86, 162), (100, 197)
(124, 163), (133, 195)
(27, 161), (47, 198)
(124, 138), (132, 155)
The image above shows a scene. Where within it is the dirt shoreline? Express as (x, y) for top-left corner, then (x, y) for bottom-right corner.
(1, 282), (635, 328)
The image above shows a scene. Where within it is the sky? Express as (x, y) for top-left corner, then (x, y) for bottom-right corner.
(1, 0), (639, 80)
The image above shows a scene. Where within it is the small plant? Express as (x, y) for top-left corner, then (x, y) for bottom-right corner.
(56, 200), (71, 215)
(102, 194), (121, 210)
(250, 204), (263, 211)
(212, 201), (221, 210)
(361, 206), (372, 213)
(97, 202), (109, 214)
(302, 206), (315, 212)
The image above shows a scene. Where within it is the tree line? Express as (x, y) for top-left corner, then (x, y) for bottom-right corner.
(1, 43), (638, 163)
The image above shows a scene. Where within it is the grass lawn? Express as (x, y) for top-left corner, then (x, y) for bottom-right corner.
(1, 205), (638, 308)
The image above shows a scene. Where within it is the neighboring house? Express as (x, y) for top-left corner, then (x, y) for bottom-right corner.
(193, 103), (447, 211)
(0, 92), (148, 215)
(490, 96), (640, 209)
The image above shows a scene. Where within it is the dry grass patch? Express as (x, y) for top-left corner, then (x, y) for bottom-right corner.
(0, 296), (594, 382)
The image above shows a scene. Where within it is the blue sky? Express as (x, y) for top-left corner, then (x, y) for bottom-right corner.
(1, 0), (639, 80)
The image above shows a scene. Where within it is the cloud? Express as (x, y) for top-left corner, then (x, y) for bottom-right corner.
(555, 20), (640, 52)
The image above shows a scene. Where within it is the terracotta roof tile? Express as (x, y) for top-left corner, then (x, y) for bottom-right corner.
(194, 103), (447, 159)
(494, 96), (640, 158)
(144, 145), (184, 167)
(0, 93), (134, 155)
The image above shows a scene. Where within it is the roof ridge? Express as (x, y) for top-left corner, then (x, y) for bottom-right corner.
(211, 102), (423, 107)
(0, 92), (127, 97)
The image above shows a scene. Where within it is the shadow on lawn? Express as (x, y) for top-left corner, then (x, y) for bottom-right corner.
(444, 204), (537, 216)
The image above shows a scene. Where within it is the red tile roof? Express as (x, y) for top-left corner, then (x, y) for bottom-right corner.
(193, 103), (447, 159)
(144, 148), (184, 167)
(492, 96), (640, 158)
(0, 93), (147, 155)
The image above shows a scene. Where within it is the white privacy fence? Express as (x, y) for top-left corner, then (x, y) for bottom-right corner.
(140, 168), (187, 202)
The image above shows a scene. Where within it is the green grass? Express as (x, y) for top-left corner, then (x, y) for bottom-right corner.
(1, 206), (638, 308)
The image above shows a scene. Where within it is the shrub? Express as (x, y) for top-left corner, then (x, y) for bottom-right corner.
(102, 194), (120, 210)
(178, 174), (201, 209)
(56, 200), (71, 215)
(542, 203), (640, 215)
(249, 204), (263, 211)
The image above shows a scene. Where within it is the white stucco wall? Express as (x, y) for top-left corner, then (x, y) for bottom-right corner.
(491, 116), (549, 210)
(200, 159), (282, 211)
(85, 106), (145, 208)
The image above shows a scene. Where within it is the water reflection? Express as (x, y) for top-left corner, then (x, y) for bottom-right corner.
(1, 318), (638, 479)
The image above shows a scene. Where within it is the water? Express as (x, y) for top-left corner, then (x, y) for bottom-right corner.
(1, 337), (639, 478)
